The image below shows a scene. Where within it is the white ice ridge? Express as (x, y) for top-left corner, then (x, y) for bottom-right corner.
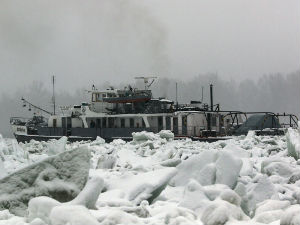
(0, 129), (300, 225)
(0, 147), (91, 216)
(286, 125), (300, 160)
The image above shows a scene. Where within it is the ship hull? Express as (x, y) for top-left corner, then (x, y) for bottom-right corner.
(14, 133), (95, 143)
(14, 133), (231, 143)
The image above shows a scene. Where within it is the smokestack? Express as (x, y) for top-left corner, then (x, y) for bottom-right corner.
(210, 84), (213, 111)
(176, 82), (178, 108)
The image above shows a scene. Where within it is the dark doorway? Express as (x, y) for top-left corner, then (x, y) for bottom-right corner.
(173, 117), (178, 135)
(158, 116), (163, 131)
(166, 117), (171, 130)
(182, 116), (187, 135)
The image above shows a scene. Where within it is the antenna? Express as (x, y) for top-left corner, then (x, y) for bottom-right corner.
(52, 75), (56, 115)
(201, 86), (204, 102)
(134, 76), (157, 90)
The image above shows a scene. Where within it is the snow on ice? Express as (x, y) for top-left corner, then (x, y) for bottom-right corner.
(0, 128), (300, 224)
(0, 146), (91, 216)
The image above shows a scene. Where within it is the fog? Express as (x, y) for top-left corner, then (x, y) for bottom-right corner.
(0, 0), (299, 136)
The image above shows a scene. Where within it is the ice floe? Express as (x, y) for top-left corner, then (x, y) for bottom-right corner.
(0, 128), (299, 225)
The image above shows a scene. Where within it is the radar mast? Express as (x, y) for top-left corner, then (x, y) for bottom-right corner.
(134, 76), (157, 90)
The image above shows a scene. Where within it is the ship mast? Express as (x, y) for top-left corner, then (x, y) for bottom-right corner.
(134, 76), (157, 90)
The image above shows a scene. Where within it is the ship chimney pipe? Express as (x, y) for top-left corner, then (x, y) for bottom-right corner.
(210, 84), (213, 111)
(52, 75), (56, 115)
(176, 82), (178, 108)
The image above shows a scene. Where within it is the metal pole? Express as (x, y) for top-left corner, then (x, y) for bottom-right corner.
(176, 82), (178, 108)
(52, 75), (56, 115)
(210, 84), (213, 111)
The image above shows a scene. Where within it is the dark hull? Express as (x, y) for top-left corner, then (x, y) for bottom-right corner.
(14, 133), (96, 143)
(190, 136), (232, 142)
(14, 133), (231, 143)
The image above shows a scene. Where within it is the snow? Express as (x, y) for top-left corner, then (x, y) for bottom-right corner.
(158, 130), (175, 140)
(50, 205), (100, 225)
(68, 175), (104, 208)
(280, 205), (300, 225)
(101, 167), (177, 205)
(28, 197), (60, 224)
(170, 149), (242, 189)
(46, 136), (68, 156)
(91, 136), (105, 145)
(253, 200), (290, 224)
(96, 154), (116, 169)
(171, 150), (219, 186)
(215, 151), (243, 189)
(201, 199), (249, 225)
(0, 128), (300, 225)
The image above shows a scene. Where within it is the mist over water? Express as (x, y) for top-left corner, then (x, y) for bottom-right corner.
(1, 72), (299, 137)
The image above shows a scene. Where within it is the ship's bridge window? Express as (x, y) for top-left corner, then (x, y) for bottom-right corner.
(102, 94), (107, 98)
(92, 93), (102, 102)
(107, 93), (117, 98)
(96, 93), (101, 101)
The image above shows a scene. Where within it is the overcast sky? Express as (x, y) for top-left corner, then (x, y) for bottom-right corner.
(0, 0), (299, 95)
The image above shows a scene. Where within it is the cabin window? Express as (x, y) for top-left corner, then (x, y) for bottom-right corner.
(108, 118), (114, 128)
(53, 119), (57, 128)
(96, 93), (101, 101)
(107, 93), (116, 98)
(130, 118), (134, 128)
(102, 118), (107, 128)
(121, 119), (125, 128)
(102, 94), (106, 98)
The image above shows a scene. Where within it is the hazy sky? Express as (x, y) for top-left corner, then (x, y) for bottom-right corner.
(0, 0), (299, 94)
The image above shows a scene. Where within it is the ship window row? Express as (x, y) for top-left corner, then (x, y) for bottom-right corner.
(92, 93), (118, 102)
(88, 117), (145, 129)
